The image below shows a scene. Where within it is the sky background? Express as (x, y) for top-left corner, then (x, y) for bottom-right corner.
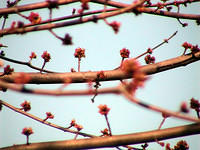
(0, 0), (200, 149)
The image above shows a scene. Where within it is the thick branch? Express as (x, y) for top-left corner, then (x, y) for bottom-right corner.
(0, 52), (200, 84)
(1, 123), (200, 150)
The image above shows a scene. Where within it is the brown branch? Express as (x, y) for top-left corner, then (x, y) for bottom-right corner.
(1, 123), (200, 150)
(0, 0), (79, 15)
(0, 51), (200, 84)
(0, 100), (95, 138)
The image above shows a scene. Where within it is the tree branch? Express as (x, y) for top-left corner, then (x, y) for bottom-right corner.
(1, 123), (200, 150)
(0, 52), (200, 84)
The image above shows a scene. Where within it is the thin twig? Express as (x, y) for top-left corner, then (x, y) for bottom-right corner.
(135, 31), (178, 59)
(105, 115), (112, 136)
(1, 16), (7, 30)
(158, 117), (167, 130)
(78, 58), (81, 72)
(49, 29), (63, 40)
(0, 100), (95, 138)
(0, 55), (56, 73)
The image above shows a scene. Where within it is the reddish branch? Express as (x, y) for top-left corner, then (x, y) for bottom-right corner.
(1, 123), (200, 150)
(0, 51), (200, 84)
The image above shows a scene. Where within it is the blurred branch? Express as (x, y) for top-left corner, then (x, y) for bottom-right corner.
(1, 123), (200, 150)
(0, 51), (200, 84)
(0, 100), (95, 138)
(0, 81), (198, 122)
(120, 84), (199, 122)
(0, 81), (120, 96)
